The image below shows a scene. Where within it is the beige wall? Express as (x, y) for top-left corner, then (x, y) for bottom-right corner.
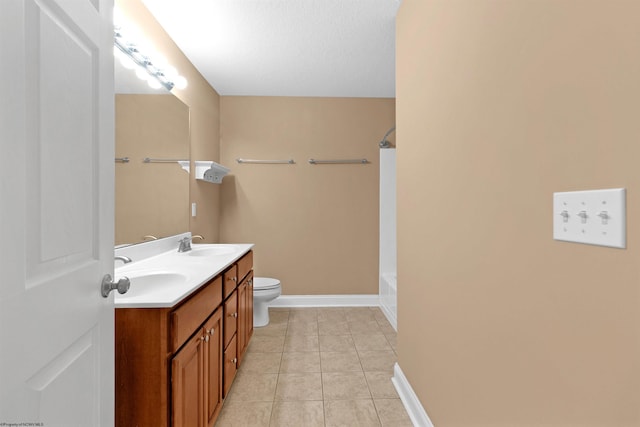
(115, 95), (189, 245)
(397, 1), (640, 425)
(219, 97), (394, 295)
(116, 0), (221, 242)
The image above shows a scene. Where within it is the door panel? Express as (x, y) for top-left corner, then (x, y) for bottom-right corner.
(26, 331), (98, 425)
(0, 0), (114, 424)
(25, 0), (97, 271)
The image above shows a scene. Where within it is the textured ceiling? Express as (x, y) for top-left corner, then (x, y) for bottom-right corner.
(141, 0), (400, 98)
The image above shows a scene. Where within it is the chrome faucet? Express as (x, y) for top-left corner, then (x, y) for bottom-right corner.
(115, 255), (132, 264)
(178, 237), (192, 253)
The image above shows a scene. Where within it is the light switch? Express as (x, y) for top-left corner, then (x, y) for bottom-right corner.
(191, 202), (197, 217)
(553, 188), (626, 248)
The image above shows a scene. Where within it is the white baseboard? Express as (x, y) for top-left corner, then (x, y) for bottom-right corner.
(379, 302), (398, 332)
(392, 363), (435, 427)
(269, 294), (380, 308)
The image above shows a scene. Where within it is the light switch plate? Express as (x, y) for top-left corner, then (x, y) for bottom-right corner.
(553, 188), (626, 248)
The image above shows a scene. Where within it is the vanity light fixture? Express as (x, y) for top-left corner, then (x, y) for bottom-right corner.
(113, 13), (187, 91)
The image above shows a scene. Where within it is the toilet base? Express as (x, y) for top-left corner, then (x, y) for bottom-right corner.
(253, 303), (271, 328)
(253, 284), (281, 327)
(253, 277), (282, 328)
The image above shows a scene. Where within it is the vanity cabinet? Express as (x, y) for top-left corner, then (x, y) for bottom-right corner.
(115, 250), (254, 427)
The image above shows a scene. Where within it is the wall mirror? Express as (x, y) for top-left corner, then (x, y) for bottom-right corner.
(114, 59), (190, 246)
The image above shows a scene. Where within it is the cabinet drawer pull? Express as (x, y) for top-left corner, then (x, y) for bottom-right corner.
(232, 276), (237, 282)
(205, 335), (210, 343)
(228, 312), (238, 318)
(208, 328), (215, 335)
(232, 358), (237, 364)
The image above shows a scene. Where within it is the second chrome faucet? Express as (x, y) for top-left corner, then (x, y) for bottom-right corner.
(178, 234), (204, 253)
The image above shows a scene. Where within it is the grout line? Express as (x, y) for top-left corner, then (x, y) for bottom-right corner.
(372, 398), (384, 427)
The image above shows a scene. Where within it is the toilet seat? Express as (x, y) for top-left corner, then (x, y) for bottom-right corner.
(253, 277), (280, 291)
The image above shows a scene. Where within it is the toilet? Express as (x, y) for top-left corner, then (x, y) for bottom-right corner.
(253, 277), (281, 327)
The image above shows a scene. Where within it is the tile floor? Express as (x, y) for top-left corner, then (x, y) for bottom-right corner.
(215, 306), (412, 427)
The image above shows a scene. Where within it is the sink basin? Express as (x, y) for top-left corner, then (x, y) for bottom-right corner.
(116, 270), (190, 299)
(185, 245), (238, 257)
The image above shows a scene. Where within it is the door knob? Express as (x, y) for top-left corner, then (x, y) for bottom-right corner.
(101, 274), (130, 298)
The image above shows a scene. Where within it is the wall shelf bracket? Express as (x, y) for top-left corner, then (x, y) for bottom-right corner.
(195, 161), (230, 184)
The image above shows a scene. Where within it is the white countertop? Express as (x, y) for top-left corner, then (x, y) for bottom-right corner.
(114, 237), (253, 308)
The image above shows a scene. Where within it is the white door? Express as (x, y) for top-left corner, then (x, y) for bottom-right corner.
(0, 0), (115, 425)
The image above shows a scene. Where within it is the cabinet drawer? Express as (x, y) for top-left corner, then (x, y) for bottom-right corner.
(171, 276), (222, 353)
(237, 250), (253, 283)
(223, 334), (237, 397)
(223, 264), (238, 300)
(223, 290), (237, 349)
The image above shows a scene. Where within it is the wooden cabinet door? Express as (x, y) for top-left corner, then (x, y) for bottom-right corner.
(237, 272), (254, 366)
(204, 309), (223, 426)
(247, 274), (254, 341)
(237, 280), (247, 364)
(172, 331), (205, 427)
(223, 334), (238, 397)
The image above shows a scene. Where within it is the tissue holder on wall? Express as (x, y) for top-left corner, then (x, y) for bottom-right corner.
(195, 161), (230, 184)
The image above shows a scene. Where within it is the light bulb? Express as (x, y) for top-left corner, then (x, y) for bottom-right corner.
(135, 67), (149, 81)
(147, 78), (162, 89)
(154, 54), (168, 71)
(164, 65), (178, 80)
(119, 54), (136, 70)
(174, 75), (188, 90)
